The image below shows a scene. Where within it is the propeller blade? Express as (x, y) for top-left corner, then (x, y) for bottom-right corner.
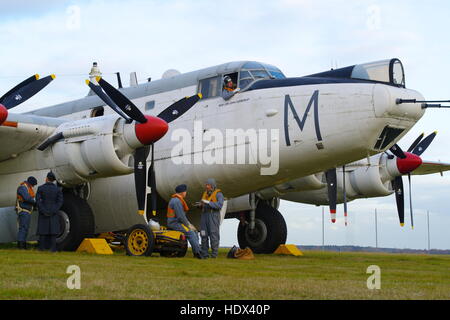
(325, 168), (337, 223)
(157, 93), (202, 123)
(0, 74), (39, 104)
(407, 133), (424, 152)
(342, 165), (348, 226)
(1, 75), (55, 109)
(390, 144), (406, 159)
(148, 143), (157, 216)
(96, 77), (148, 124)
(412, 132), (437, 156)
(392, 176), (405, 226)
(86, 80), (132, 122)
(408, 173), (414, 229)
(134, 146), (150, 215)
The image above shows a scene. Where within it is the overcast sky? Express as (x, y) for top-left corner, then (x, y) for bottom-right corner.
(1, 0), (449, 249)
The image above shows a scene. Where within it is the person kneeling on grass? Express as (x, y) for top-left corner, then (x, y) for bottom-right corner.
(167, 184), (204, 259)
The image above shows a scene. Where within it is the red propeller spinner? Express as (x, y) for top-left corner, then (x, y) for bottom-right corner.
(396, 152), (423, 174)
(135, 115), (169, 145)
(0, 104), (8, 125)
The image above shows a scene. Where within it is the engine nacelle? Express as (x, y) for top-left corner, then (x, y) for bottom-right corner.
(46, 115), (140, 186)
(256, 174), (325, 199)
(349, 164), (392, 197)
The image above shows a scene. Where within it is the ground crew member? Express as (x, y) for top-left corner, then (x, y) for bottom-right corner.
(36, 172), (63, 252)
(167, 184), (203, 259)
(222, 76), (240, 100)
(200, 178), (224, 258)
(16, 176), (38, 249)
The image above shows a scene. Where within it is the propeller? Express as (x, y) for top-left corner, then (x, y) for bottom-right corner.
(342, 165), (348, 226)
(391, 176), (405, 226)
(390, 132), (437, 228)
(407, 133), (424, 152)
(96, 77), (148, 124)
(325, 168), (337, 223)
(88, 77), (202, 216)
(0, 74), (55, 125)
(389, 144), (406, 159)
(0, 74), (55, 109)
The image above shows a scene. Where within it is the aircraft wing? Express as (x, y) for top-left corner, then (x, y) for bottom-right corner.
(411, 160), (450, 176)
(0, 113), (65, 162)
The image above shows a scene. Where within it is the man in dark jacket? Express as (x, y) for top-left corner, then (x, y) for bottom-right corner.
(16, 176), (38, 249)
(36, 172), (63, 252)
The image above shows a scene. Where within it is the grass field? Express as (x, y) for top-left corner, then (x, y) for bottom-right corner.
(0, 244), (449, 300)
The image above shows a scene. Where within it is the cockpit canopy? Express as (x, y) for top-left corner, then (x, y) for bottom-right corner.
(197, 61), (286, 99)
(308, 58), (406, 88)
(238, 62), (286, 89)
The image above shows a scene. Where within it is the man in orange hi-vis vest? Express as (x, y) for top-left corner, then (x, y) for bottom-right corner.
(199, 178), (224, 258)
(16, 176), (38, 249)
(167, 184), (203, 259)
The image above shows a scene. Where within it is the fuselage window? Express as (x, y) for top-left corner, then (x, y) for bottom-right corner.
(145, 100), (155, 111)
(198, 76), (220, 99)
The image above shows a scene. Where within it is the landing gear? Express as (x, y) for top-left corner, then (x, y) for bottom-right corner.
(237, 202), (287, 254)
(56, 193), (95, 251)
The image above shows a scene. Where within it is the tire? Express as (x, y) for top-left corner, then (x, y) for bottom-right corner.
(125, 224), (155, 256)
(237, 202), (287, 254)
(56, 193), (95, 251)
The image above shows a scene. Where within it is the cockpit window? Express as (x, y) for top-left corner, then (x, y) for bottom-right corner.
(391, 60), (405, 86)
(198, 76), (220, 99)
(238, 62), (286, 89)
(250, 70), (270, 79)
(351, 58), (405, 88)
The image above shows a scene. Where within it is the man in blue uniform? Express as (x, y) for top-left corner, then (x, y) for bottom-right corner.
(167, 184), (203, 259)
(16, 176), (38, 249)
(200, 178), (224, 258)
(36, 172), (63, 252)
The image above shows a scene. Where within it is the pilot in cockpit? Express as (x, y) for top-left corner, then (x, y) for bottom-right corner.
(222, 75), (240, 101)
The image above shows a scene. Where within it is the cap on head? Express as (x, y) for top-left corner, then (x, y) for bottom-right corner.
(27, 176), (38, 186)
(223, 76), (232, 85)
(46, 171), (56, 182)
(205, 178), (217, 189)
(175, 184), (187, 193)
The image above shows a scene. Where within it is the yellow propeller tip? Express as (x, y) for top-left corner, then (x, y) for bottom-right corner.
(50, 74), (56, 80)
(138, 210), (145, 216)
(434, 131), (438, 134)
(96, 76), (102, 82)
(35, 74), (40, 80)
(198, 93), (203, 99)
(85, 79), (90, 85)
(152, 211), (157, 216)
(400, 223), (404, 227)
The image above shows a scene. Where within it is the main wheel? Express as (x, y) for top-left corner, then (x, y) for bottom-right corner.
(237, 202), (287, 254)
(125, 224), (155, 256)
(56, 193), (95, 251)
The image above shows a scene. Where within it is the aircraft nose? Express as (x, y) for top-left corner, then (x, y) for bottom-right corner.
(135, 115), (169, 145)
(0, 104), (8, 125)
(373, 84), (425, 121)
(396, 152), (422, 174)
